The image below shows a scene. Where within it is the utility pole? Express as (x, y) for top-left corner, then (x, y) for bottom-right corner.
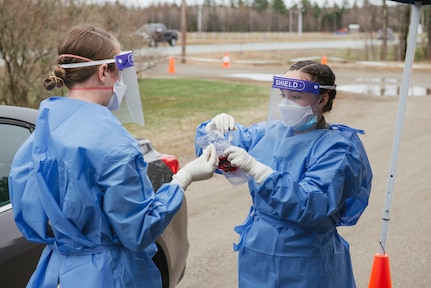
(181, 0), (187, 63)
(297, 3), (303, 37)
(198, 3), (202, 33)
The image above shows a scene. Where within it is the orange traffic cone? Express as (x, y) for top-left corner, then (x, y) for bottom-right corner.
(167, 56), (176, 74)
(321, 55), (328, 64)
(369, 253), (392, 288)
(222, 52), (230, 68)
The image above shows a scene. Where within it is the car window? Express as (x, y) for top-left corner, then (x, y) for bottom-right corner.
(0, 123), (32, 206)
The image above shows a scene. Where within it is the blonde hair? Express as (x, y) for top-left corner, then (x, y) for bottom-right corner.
(43, 24), (120, 91)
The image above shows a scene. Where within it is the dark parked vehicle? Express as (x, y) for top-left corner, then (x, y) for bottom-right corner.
(137, 23), (179, 47)
(0, 105), (189, 288)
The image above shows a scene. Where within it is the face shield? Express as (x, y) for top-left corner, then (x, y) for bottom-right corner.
(267, 76), (335, 131)
(113, 51), (144, 126)
(59, 51), (144, 126)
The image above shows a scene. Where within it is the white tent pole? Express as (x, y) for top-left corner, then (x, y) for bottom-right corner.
(379, 1), (422, 255)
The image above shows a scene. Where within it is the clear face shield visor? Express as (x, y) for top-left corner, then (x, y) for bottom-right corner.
(60, 51), (144, 126)
(267, 76), (335, 131)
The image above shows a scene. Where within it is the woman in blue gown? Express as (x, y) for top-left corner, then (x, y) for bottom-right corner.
(195, 60), (372, 287)
(8, 24), (218, 288)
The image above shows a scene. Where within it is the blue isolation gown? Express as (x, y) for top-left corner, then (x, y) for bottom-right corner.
(8, 97), (184, 288)
(195, 120), (372, 288)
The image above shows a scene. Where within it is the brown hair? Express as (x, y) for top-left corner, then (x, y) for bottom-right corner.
(287, 60), (337, 113)
(43, 24), (120, 91)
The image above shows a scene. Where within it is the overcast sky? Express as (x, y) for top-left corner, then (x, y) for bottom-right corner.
(90, 0), (395, 8)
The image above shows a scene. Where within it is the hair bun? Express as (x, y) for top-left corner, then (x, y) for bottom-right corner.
(43, 66), (66, 91)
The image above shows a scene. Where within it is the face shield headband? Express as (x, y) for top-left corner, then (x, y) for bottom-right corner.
(59, 51), (144, 126)
(271, 76), (336, 94)
(266, 76), (336, 132)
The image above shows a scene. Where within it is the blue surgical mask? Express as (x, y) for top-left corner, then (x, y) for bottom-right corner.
(295, 114), (318, 131)
(107, 81), (127, 111)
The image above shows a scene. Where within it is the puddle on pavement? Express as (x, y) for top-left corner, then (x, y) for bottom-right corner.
(337, 78), (431, 97)
(226, 74), (431, 97)
(226, 73), (275, 82)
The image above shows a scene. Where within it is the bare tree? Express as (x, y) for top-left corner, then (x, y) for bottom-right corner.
(381, 0), (388, 60)
(0, 0), (65, 107)
(427, 6), (431, 60)
(0, 0), (158, 107)
(398, 5), (411, 61)
(271, 0), (287, 31)
(181, 0), (187, 63)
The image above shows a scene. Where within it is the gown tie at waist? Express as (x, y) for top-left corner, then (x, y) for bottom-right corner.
(233, 205), (336, 252)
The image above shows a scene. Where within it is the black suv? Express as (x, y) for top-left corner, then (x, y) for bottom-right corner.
(137, 23), (179, 47)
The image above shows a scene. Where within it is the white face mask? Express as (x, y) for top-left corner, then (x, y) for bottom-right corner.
(278, 98), (318, 131)
(106, 80), (127, 111)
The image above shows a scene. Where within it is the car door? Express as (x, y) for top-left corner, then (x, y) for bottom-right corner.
(0, 111), (44, 288)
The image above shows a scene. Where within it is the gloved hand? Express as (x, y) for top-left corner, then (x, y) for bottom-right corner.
(171, 143), (219, 190)
(223, 146), (273, 184)
(205, 113), (236, 134)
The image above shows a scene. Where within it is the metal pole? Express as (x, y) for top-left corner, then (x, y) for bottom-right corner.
(297, 6), (302, 37)
(198, 4), (202, 33)
(378, 2), (422, 254)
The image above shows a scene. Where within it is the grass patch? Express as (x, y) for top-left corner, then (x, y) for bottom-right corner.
(126, 78), (269, 138)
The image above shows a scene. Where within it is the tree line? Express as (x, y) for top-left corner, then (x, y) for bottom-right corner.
(0, 0), (430, 107)
(147, 1), (426, 34)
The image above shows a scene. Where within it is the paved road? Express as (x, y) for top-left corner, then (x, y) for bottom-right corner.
(164, 39), (368, 55)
